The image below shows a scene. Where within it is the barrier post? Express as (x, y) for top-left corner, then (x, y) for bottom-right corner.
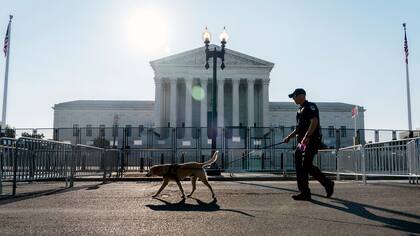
(70, 146), (76, 188)
(336, 150), (340, 181)
(361, 145), (366, 184)
(102, 150), (106, 184)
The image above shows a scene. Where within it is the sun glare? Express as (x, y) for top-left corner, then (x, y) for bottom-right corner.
(124, 6), (170, 57)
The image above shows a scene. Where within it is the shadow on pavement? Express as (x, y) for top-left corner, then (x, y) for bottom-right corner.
(0, 182), (108, 206)
(146, 197), (254, 217)
(236, 181), (420, 234)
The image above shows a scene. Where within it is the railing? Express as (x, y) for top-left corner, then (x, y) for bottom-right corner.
(0, 138), (16, 194)
(2, 130), (419, 195)
(5, 127), (417, 149)
(0, 137), (120, 196)
(317, 138), (420, 184)
(407, 139), (420, 183)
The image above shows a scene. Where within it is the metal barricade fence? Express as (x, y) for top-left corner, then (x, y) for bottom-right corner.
(224, 148), (296, 174)
(316, 149), (337, 173)
(337, 145), (365, 182)
(364, 140), (409, 177)
(15, 137), (72, 180)
(407, 139), (420, 183)
(317, 138), (420, 183)
(10, 137), (74, 195)
(0, 137), (123, 196)
(70, 145), (121, 187)
(73, 145), (104, 177)
(0, 138), (17, 194)
(70, 145), (120, 183)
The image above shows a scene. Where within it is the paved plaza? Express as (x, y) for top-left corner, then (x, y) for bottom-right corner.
(0, 180), (419, 235)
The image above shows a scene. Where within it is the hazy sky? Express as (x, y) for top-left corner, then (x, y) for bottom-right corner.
(0, 0), (419, 130)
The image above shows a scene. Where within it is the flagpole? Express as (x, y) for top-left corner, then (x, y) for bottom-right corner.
(2, 15), (13, 127)
(402, 23), (413, 136)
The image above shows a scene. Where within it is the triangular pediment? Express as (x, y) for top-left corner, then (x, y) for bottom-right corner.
(150, 45), (274, 70)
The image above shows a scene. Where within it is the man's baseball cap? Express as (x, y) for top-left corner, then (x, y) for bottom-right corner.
(288, 88), (306, 98)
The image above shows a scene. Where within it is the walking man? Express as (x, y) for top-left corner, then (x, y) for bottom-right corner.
(283, 88), (334, 200)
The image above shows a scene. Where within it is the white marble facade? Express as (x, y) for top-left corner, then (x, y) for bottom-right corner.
(150, 45), (274, 128)
(53, 46), (365, 135)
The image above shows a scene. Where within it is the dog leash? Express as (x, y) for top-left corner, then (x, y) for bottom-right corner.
(224, 141), (287, 168)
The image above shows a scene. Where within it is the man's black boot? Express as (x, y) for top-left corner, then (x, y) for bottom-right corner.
(292, 193), (311, 201)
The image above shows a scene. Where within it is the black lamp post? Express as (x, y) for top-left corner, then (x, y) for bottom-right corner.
(203, 27), (229, 175)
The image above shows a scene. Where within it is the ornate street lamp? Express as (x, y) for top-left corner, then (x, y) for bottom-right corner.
(203, 27), (228, 175)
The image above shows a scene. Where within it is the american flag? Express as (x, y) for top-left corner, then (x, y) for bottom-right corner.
(351, 106), (358, 119)
(403, 24), (409, 64)
(3, 23), (10, 57)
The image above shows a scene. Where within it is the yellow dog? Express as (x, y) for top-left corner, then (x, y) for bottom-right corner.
(146, 151), (218, 199)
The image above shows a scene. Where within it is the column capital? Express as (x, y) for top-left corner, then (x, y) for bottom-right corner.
(218, 79), (225, 86)
(247, 78), (256, 83)
(154, 77), (162, 84)
(185, 78), (193, 87)
(170, 78), (177, 85)
(232, 78), (240, 84)
(262, 79), (270, 85)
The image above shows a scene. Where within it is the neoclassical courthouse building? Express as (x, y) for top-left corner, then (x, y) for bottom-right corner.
(53, 46), (365, 147)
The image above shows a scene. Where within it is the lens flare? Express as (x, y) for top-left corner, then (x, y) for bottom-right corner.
(191, 85), (206, 101)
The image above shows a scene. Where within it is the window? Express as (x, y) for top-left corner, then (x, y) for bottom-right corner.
(340, 126), (347, 137)
(138, 125), (144, 137)
(73, 124), (79, 137)
(99, 125), (105, 137)
(112, 125), (118, 137)
(328, 126), (335, 137)
(86, 125), (92, 137)
(126, 125), (132, 137)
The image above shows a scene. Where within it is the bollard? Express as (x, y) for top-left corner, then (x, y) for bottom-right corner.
(140, 157), (144, 172)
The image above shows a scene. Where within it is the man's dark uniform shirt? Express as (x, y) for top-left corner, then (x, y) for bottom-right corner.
(296, 100), (321, 143)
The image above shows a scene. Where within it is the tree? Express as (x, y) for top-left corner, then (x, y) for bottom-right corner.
(21, 132), (45, 139)
(93, 137), (110, 148)
(2, 125), (16, 138)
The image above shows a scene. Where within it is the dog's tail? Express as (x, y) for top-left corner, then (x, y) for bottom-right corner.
(202, 151), (219, 167)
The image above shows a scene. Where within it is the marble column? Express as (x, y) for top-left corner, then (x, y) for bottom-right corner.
(262, 79), (270, 127)
(170, 79), (177, 127)
(232, 79), (240, 127)
(153, 77), (162, 127)
(247, 79), (255, 127)
(217, 79), (225, 128)
(200, 79), (208, 128)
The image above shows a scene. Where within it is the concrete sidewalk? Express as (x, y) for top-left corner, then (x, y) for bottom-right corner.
(0, 180), (419, 235)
